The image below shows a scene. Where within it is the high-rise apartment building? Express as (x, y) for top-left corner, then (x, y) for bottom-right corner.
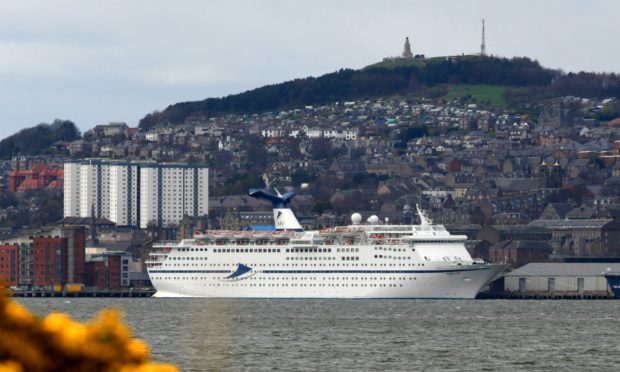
(64, 160), (209, 228)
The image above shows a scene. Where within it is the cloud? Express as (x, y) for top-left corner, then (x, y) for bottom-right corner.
(1, 0), (620, 136)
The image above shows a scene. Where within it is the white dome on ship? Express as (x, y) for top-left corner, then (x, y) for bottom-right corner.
(367, 215), (379, 224)
(351, 213), (362, 225)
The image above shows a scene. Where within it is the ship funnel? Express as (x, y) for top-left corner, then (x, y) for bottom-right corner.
(249, 188), (303, 231)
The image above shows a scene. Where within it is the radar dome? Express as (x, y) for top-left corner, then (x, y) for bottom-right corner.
(367, 215), (379, 224)
(351, 213), (362, 225)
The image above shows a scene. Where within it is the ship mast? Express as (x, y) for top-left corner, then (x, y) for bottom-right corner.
(416, 204), (432, 226)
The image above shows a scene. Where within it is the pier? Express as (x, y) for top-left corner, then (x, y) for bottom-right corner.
(478, 291), (615, 300)
(10, 288), (156, 298)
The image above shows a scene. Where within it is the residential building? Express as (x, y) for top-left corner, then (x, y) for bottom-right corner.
(0, 244), (19, 286)
(32, 226), (85, 287)
(1, 226), (85, 288)
(8, 164), (63, 192)
(64, 159), (209, 228)
(85, 251), (131, 289)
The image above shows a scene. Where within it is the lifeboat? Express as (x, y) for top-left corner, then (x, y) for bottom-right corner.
(194, 231), (209, 239)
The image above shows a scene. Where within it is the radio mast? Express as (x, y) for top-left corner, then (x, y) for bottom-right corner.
(481, 19), (486, 56)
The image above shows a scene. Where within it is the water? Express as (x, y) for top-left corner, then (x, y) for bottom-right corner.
(18, 299), (620, 371)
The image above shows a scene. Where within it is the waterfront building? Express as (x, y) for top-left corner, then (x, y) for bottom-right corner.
(0, 244), (19, 286)
(32, 227), (85, 287)
(85, 251), (131, 289)
(63, 159), (209, 228)
(504, 262), (620, 295)
(0, 226), (85, 288)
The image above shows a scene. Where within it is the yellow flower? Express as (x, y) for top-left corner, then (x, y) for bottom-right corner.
(0, 361), (24, 372)
(2, 301), (34, 326)
(120, 363), (179, 372)
(0, 296), (178, 371)
(126, 339), (150, 362)
(41, 312), (73, 334)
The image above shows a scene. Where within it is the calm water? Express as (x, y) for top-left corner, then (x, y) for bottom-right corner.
(18, 298), (620, 371)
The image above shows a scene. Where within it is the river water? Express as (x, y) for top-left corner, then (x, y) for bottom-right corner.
(18, 298), (620, 371)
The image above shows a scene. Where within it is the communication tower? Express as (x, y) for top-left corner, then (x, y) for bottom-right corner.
(481, 19), (486, 56)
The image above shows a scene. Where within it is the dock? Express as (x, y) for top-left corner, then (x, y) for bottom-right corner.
(10, 288), (156, 298)
(478, 291), (616, 300)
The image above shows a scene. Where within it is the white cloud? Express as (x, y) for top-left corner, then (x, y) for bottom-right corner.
(1, 0), (620, 135)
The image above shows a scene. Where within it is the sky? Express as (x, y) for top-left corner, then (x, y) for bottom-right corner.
(1, 0), (620, 139)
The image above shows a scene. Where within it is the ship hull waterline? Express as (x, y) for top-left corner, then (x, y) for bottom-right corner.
(150, 264), (504, 299)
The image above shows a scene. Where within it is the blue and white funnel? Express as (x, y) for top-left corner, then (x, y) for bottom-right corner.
(249, 188), (303, 231)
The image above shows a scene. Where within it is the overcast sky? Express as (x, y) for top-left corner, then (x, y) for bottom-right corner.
(1, 0), (619, 139)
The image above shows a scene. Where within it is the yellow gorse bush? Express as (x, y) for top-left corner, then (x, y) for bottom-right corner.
(0, 295), (178, 372)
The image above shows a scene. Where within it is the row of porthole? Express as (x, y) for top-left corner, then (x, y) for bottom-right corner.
(195, 283), (404, 288)
(375, 247), (408, 252)
(152, 276), (418, 281)
(374, 255), (414, 261)
(161, 262), (419, 269)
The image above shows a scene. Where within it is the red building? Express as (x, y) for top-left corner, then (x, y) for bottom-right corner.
(0, 244), (19, 286)
(107, 255), (122, 289)
(84, 261), (106, 289)
(32, 227), (85, 287)
(33, 237), (64, 286)
(8, 164), (63, 192)
(84, 252), (130, 289)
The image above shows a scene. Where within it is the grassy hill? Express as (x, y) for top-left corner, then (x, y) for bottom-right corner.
(363, 58), (426, 70)
(444, 84), (507, 107)
(139, 55), (620, 129)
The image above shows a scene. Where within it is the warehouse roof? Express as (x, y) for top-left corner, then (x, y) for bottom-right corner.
(506, 262), (620, 277)
(528, 219), (612, 229)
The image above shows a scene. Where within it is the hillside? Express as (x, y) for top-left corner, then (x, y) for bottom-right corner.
(138, 55), (620, 130)
(0, 120), (80, 159)
(139, 55), (566, 129)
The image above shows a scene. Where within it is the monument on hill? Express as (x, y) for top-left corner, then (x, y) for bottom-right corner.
(383, 36), (421, 62)
(401, 37), (414, 59)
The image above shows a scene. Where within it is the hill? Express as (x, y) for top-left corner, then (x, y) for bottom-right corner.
(0, 120), (80, 159)
(139, 55), (566, 129)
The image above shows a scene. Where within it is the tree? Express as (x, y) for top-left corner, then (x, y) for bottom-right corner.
(0, 119), (80, 159)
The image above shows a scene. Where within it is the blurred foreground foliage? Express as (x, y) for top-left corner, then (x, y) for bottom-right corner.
(0, 294), (178, 372)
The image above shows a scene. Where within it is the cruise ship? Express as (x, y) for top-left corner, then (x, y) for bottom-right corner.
(603, 272), (620, 299)
(146, 188), (504, 298)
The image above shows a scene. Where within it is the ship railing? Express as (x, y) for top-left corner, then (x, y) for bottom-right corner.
(152, 241), (181, 247)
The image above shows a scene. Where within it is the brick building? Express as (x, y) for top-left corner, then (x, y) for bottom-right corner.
(489, 240), (552, 268)
(0, 244), (19, 286)
(85, 252), (131, 289)
(8, 164), (63, 192)
(84, 261), (106, 289)
(33, 236), (64, 286)
(528, 217), (620, 257)
(32, 227), (85, 287)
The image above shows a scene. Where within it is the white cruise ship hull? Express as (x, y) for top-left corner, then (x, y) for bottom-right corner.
(149, 264), (503, 299)
(147, 193), (504, 299)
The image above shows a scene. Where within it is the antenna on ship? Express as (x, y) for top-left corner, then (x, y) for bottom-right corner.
(480, 18), (486, 56)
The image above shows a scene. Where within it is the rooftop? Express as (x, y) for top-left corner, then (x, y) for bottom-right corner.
(506, 262), (620, 277)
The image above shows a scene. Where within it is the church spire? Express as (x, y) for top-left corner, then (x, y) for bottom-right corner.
(401, 37), (414, 59)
